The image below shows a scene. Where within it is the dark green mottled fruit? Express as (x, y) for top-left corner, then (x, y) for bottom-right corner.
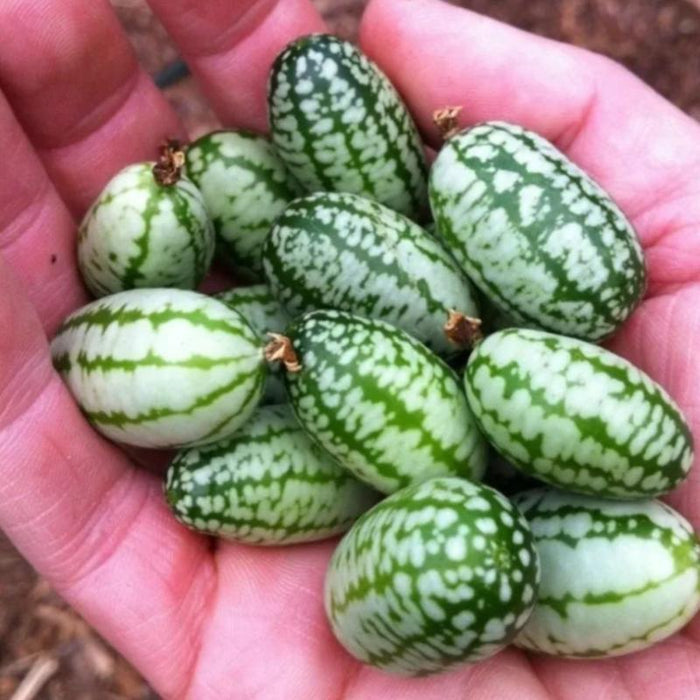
(325, 477), (540, 675)
(186, 131), (300, 279)
(268, 34), (428, 220)
(263, 192), (479, 358)
(430, 122), (646, 341)
(278, 310), (487, 494)
(165, 404), (378, 544)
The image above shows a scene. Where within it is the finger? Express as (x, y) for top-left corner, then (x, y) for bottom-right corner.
(186, 541), (348, 697)
(359, 0), (700, 294)
(0, 259), (213, 697)
(146, 0), (327, 132)
(0, 0), (184, 217)
(0, 91), (87, 333)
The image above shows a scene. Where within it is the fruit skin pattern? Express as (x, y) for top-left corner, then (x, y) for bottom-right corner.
(513, 488), (700, 658)
(186, 131), (299, 279)
(216, 284), (291, 404)
(325, 477), (540, 675)
(263, 192), (479, 358)
(430, 122), (646, 341)
(464, 328), (693, 499)
(165, 404), (379, 544)
(268, 34), (428, 220)
(78, 163), (215, 297)
(51, 289), (265, 448)
(283, 310), (487, 494)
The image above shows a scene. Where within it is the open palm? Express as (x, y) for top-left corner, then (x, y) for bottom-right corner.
(1, 0), (699, 697)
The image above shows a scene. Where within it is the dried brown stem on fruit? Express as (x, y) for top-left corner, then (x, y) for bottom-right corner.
(433, 106), (463, 140)
(153, 139), (186, 186)
(265, 333), (302, 373)
(444, 310), (483, 348)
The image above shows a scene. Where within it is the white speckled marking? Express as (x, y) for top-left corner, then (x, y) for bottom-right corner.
(325, 478), (540, 675)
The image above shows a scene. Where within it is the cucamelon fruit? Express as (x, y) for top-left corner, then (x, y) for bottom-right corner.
(186, 130), (299, 278)
(325, 477), (540, 675)
(165, 404), (378, 544)
(513, 488), (700, 658)
(263, 192), (480, 358)
(430, 122), (646, 341)
(78, 152), (214, 297)
(51, 288), (265, 448)
(464, 328), (693, 498)
(269, 310), (487, 494)
(268, 34), (428, 220)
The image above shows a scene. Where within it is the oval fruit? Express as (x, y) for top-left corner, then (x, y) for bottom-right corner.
(263, 192), (479, 358)
(268, 34), (428, 220)
(513, 488), (700, 658)
(186, 130), (299, 278)
(165, 404), (378, 544)
(464, 328), (694, 498)
(325, 477), (540, 675)
(78, 161), (214, 297)
(430, 122), (646, 341)
(51, 289), (265, 448)
(277, 310), (487, 494)
(217, 284), (291, 404)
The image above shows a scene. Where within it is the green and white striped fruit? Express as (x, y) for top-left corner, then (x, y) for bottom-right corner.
(263, 192), (479, 358)
(464, 328), (694, 499)
(78, 161), (215, 297)
(165, 404), (378, 544)
(325, 477), (540, 675)
(216, 284), (291, 404)
(430, 122), (646, 341)
(275, 311), (487, 494)
(513, 488), (700, 658)
(268, 34), (428, 220)
(186, 131), (299, 279)
(51, 289), (265, 448)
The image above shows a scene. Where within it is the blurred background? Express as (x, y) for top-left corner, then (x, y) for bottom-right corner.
(1, 0), (699, 697)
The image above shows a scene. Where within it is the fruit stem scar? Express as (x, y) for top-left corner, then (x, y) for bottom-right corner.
(444, 310), (483, 348)
(153, 139), (186, 186)
(265, 333), (302, 373)
(433, 106), (463, 140)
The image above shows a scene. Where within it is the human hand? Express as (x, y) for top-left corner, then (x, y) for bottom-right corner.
(1, 0), (699, 697)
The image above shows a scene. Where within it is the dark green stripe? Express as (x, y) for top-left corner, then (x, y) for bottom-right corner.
(56, 305), (249, 337)
(67, 351), (251, 373)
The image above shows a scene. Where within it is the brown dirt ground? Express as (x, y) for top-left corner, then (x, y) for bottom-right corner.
(2, 1), (699, 698)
